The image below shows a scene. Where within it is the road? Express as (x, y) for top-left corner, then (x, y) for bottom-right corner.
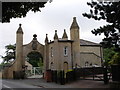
(1, 78), (110, 89)
(2, 79), (42, 90)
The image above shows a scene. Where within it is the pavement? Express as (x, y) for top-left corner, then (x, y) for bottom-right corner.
(27, 75), (43, 79)
(14, 78), (111, 88)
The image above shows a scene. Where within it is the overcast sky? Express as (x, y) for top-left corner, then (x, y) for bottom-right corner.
(0, 0), (107, 63)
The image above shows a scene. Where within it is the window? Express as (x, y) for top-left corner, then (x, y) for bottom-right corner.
(85, 61), (89, 67)
(51, 47), (53, 57)
(51, 62), (54, 69)
(64, 46), (68, 56)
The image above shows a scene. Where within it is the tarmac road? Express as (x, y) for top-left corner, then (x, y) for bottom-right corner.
(1, 78), (110, 89)
(2, 79), (41, 90)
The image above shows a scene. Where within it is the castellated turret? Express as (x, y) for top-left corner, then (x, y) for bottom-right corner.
(70, 17), (80, 67)
(15, 24), (24, 71)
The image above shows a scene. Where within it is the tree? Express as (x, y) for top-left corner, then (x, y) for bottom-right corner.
(37, 58), (43, 67)
(1, 44), (43, 67)
(1, 44), (16, 63)
(103, 47), (116, 65)
(109, 52), (120, 65)
(27, 51), (43, 67)
(2, 1), (50, 23)
(83, 1), (120, 51)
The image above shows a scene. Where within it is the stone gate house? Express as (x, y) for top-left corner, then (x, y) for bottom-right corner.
(2, 17), (103, 79)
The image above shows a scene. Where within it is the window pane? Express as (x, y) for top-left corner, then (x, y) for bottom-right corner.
(64, 46), (68, 56)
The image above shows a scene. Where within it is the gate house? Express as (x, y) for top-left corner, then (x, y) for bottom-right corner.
(2, 17), (103, 79)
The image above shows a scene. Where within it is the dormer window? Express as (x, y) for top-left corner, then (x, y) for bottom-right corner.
(64, 46), (68, 56)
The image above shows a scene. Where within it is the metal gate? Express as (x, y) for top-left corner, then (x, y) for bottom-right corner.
(74, 67), (112, 81)
(26, 67), (43, 78)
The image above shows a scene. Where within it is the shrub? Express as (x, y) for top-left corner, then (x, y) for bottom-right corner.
(109, 53), (120, 65)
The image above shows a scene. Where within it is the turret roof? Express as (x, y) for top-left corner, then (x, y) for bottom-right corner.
(70, 17), (79, 29)
(45, 34), (49, 43)
(54, 30), (58, 40)
(62, 29), (68, 39)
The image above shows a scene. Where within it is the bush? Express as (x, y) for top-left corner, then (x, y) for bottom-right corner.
(109, 53), (120, 65)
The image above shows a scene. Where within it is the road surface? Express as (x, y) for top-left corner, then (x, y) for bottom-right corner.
(2, 79), (42, 90)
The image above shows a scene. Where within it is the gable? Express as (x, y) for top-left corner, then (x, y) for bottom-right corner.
(80, 39), (101, 46)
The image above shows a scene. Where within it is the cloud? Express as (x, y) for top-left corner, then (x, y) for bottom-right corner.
(0, 0), (107, 63)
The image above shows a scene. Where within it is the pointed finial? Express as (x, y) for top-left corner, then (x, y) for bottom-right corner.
(19, 24), (22, 27)
(62, 29), (68, 39)
(17, 24), (23, 34)
(54, 30), (58, 40)
(73, 17), (76, 20)
(70, 17), (79, 29)
(45, 34), (49, 43)
(33, 34), (37, 38)
(33, 34), (37, 40)
(55, 30), (57, 33)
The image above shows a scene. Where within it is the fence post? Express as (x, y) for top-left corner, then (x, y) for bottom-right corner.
(60, 70), (65, 85)
(93, 67), (95, 80)
(46, 69), (52, 82)
(55, 70), (57, 83)
(104, 66), (109, 84)
(31, 66), (32, 75)
(33, 67), (35, 76)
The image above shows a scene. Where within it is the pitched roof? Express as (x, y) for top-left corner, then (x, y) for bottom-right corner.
(80, 39), (101, 46)
(48, 38), (101, 46)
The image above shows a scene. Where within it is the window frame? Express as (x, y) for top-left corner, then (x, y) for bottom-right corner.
(51, 47), (53, 57)
(64, 46), (68, 56)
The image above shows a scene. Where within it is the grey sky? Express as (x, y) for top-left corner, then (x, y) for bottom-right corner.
(0, 0), (107, 62)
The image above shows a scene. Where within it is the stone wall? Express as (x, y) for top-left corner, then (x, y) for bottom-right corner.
(80, 46), (103, 57)
(79, 46), (103, 67)
(23, 41), (44, 62)
(80, 52), (102, 67)
(48, 41), (72, 71)
(2, 61), (16, 79)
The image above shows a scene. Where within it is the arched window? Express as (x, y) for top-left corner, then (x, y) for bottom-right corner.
(64, 46), (68, 56)
(85, 61), (89, 67)
(51, 47), (53, 57)
(50, 62), (54, 69)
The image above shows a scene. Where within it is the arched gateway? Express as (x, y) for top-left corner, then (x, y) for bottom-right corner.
(2, 17), (103, 79)
(23, 34), (44, 68)
(2, 24), (46, 79)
